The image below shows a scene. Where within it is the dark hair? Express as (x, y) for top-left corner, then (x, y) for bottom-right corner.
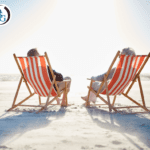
(27, 48), (40, 57)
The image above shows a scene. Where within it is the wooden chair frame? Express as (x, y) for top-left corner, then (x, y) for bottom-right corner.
(7, 52), (70, 113)
(85, 51), (150, 114)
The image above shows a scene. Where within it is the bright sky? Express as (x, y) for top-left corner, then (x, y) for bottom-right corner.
(0, 0), (150, 76)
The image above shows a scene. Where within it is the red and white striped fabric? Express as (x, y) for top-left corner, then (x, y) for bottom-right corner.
(18, 56), (57, 97)
(101, 55), (146, 95)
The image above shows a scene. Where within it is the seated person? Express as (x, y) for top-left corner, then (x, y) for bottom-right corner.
(27, 48), (71, 105)
(81, 47), (136, 103)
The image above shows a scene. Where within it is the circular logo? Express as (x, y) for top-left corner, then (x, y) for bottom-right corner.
(0, 4), (11, 25)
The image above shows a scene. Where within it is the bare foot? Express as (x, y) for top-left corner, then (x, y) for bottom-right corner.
(61, 99), (67, 106)
(81, 96), (96, 104)
(61, 95), (67, 106)
(81, 96), (87, 101)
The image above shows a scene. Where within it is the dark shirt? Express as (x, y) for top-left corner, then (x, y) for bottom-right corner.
(47, 66), (63, 91)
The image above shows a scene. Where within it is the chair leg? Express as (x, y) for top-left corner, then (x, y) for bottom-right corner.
(65, 82), (68, 106)
(38, 76), (56, 112)
(104, 75), (111, 112)
(125, 80), (136, 95)
(61, 87), (68, 107)
(37, 93), (63, 114)
(7, 76), (36, 112)
(112, 95), (117, 106)
(7, 77), (22, 111)
(7, 93), (35, 111)
(12, 77), (23, 107)
(122, 93), (149, 112)
(89, 87), (118, 112)
(97, 94), (118, 112)
(44, 78), (55, 110)
(137, 76), (146, 107)
(38, 95), (41, 105)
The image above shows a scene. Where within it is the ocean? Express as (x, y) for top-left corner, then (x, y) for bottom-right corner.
(0, 74), (150, 81)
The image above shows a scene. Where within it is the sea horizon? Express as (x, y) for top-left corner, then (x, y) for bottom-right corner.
(0, 73), (150, 81)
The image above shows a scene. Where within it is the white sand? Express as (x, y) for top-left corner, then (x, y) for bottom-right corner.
(0, 76), (150, 150)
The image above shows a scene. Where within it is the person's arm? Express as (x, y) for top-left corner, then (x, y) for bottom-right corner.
(107, 68), (115, 80)
(91, 73), (105, 81)
(91, 68), (115, 81)
(47, 66), (63, 81)
(53, 70), (63, 81)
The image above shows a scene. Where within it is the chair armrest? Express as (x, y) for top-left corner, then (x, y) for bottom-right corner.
(87, 78), (95, 81)
(56, 80), (71, 83)
(62, 80), (71, 82)
(87, 78), (102, 82)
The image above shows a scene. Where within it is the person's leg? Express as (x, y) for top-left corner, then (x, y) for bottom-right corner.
(81, 91), (97, 103)
(57, 77), (71, 105)
(57, 77), (71, 91)
(81, 82), (100, 103)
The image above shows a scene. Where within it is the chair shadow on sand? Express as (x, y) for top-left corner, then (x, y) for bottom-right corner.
(86, 106), (150, 149)
(0, 106), (67, 145)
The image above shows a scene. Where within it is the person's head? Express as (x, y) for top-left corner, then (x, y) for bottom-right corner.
(121, 47), (136, 56)
(27, 48), (40, 57)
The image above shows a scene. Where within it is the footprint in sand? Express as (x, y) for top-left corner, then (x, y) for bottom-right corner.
(0, 145), (12, 149)
(112, 140), (122, 145)
(95, 145), (105, 148)
(106, 135), (112, 138)
(24, 145), (32, 149)
(81, 146), (91, 149)
(61, 140), (70, 143)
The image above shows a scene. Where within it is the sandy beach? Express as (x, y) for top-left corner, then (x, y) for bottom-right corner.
(0, 76), (150, 150)
(1, 0), (150, 149)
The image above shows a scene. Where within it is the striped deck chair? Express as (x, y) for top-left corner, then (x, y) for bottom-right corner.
(7, 52), (70, 113)
(86, 51), (150, 114)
